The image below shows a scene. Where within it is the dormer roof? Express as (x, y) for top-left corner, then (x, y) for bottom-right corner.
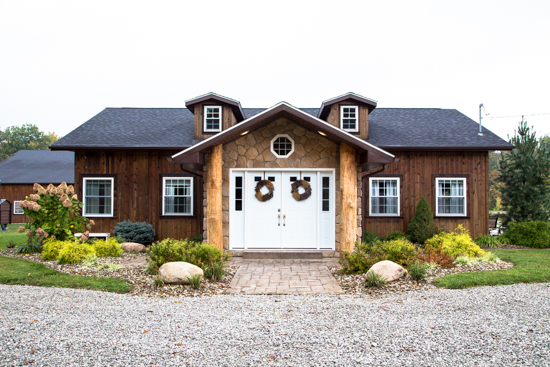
(318, 92), (378, 120)
(185, 92), (246, 122)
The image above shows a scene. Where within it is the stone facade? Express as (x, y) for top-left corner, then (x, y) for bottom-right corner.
(202, 117), (362, 252)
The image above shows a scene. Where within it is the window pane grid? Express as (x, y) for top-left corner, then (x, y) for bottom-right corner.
(437, 179), (465, 215)
(14, 201), (23, 215)
(370, 179), (399, 215)
(341, 106), (357, 130)
(273, 136), (293, 156)
(235, 176), (243, 211)
(84, 179), (113, 215)
(205, 107), (221, 131)
(164, 178), (192, 215)
(322, 177), (330, 212)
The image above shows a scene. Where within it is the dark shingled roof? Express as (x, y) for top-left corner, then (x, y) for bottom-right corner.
(0, 150), (74, 184)
(51, 107), (512, 150)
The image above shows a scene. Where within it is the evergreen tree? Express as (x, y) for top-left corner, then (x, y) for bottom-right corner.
(499, 120), (550, 225)
(407, 196), (439, 245)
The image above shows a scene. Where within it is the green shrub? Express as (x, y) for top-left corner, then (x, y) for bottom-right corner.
(477, 252), (501, 263)
(187, 274), (202, 289)
(475, 235), (502, 248)
(505, 221), (550, 248)
(407, 197), (439, 245)
(83, 253), (100, 268)
(113, 221), (156, 245)
(57, 242), (95, 264)
(425, 225), (485, 259)
(15, 241), (43, 254)
(92, 237), (123, 257)
(146, 238), (231, 275)
(41, 240), (69, 261)
(382, 231), (407, 242)
(339, 241), (387, 274)
(204, 261), (225, 280)
(409, 261), (428, 281)
(454, 255), (472, 266)
(363, 230), (379, 245)
(379, 238), (417, 268)
(365, 271), (387, 287)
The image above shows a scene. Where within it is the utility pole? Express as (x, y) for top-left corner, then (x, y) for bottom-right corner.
(479, 103), (484, 135)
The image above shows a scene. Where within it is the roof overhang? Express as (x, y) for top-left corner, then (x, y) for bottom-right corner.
(375, 145), (515, 152)
(318, 92), (378, 120)
(185, 92), (246, 122)
(171, 101), (397, 171)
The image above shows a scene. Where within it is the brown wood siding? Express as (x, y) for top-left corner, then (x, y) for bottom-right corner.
(0, 184), (35, 223)
(193, 100), (238, 140)
(75, 151), (203, 240)
(363, 151), (489, 239)
(325, 99), (369, 139)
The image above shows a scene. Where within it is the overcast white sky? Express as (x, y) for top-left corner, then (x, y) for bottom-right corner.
(1, 0), (549, 142)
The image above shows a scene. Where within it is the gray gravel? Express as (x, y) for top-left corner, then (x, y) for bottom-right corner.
(1, 283), (549, 366)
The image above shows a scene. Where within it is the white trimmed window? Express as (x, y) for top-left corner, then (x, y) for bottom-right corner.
(13, 201), (24, 215)
(436, 178), (467, 216)
(204, 106), (222, 132)
(271, 134), (295, 158)
(163, 177), (193, 215)
(340, 105), (358, 132)
(83, 178), (114, 217)
(369, 177), (400, 216)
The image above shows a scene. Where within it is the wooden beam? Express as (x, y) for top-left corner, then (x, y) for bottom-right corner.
(206, 144), (223, 250)
(339, 142), (358, 255)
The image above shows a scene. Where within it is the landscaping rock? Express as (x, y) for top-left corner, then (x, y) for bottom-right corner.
(158, 262), (204, 285)
(120, 242), (146, 253)
(367, 260), (407, 282)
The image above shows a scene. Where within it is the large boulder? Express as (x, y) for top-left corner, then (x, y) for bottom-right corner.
(120, 242), (147, 253)
(158, 262), (204, 285)
(367, 260), (407, 282)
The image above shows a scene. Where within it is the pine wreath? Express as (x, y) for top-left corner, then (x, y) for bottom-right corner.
(291, 180), (312, 201)
(255, 180), (275, 202)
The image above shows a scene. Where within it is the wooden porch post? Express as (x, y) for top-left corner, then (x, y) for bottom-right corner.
(206, 144), (223, 250)
(339, 142), (358, 254)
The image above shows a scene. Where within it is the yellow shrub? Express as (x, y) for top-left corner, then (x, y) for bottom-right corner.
(425, 225), (485, 259)
(57, 242), (95, 264)
(379, 238), (418, 267)
(92, 237), (123, 257)
(42, 239), (71, 261)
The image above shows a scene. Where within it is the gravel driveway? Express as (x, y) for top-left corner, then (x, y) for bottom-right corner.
(1, 283), (549, 366)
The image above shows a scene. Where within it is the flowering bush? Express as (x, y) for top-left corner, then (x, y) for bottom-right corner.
(20, 182), (94, 242)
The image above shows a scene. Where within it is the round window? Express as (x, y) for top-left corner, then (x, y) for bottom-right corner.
(271, 134), (295, 158)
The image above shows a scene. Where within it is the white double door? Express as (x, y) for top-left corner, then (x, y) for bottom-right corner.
(247, 171), (318, 249)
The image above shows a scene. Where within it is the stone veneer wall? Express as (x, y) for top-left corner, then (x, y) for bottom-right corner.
(202, 117), (362, 252)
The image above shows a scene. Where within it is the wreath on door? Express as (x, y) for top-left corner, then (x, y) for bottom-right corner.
(291, 180), (312, 201)
(255, 180), (275, 202)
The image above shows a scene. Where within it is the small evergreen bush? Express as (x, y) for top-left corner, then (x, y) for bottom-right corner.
(113, 221), (156, 245)
(407, 197), (439, 245)
(379, 238), (417, 268)
(409, 261), (428, 281)
(363, 230), (379, 245)
(505, 221), (550, 248)
(425, 225), (485, 259)
(57, 242), (95, 264)
(146, 238), (231, 275)
(382, 231), (407, 242)
(41, 239), (69, 261)
(474, 235), (502, 248)
(92, 237), (124, 257)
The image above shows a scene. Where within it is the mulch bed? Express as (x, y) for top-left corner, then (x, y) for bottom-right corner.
(330, 260), (514, 297)
(0, 249), (238, 298)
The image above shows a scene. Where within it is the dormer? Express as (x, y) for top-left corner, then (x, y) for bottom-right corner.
(317, 92), (377, 140)
(185, 92), (246, 140)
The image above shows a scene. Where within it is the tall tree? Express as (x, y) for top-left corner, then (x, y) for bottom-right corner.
(0, 124), (59, 161)
(499, 120), (550, 225)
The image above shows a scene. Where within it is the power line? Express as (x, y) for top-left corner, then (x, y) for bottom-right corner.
(488, 112), (550, 119)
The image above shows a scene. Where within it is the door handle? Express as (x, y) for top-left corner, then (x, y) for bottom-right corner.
(283, 214), (286, 226)
(278, 214), (281, 226)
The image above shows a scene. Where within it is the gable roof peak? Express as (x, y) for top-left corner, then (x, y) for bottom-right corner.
(185, 92), (245, 121)
(318, 92), (378, 119)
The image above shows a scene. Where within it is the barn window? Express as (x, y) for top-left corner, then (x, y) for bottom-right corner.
(204, 106), (222, 132)
(13, 201), (24, 215)
(83, 178), (114, 217)
(340, 106), (358, 132)
(163, 177), (193, 215)
(369, 177), (400, 216)
(271, 134), (294, 158)
(436, 178), (466, 216)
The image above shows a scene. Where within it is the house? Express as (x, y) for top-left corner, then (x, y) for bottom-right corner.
(50, 92), (513, 255)
(0, 150), (75, 223)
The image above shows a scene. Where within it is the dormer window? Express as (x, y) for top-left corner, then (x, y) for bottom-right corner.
(340, 106), (358, 132)
(204, 106), (222, 132)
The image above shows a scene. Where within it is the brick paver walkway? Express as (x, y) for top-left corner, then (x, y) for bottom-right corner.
(226, 259), (343, 295)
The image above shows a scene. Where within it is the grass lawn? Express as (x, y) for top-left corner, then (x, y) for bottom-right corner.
(0, 256), (132, 293)
(0, 223), (27, 249)
(435, 249), (550, 289)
